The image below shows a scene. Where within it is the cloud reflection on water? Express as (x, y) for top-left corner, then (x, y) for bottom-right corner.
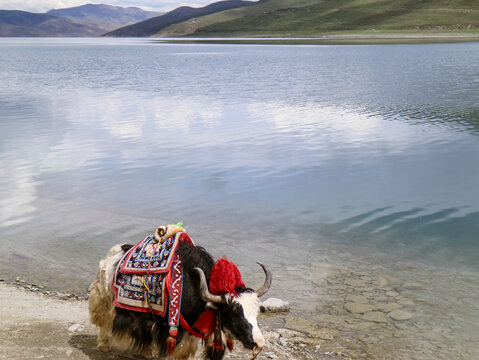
(1, 89), (473, 232)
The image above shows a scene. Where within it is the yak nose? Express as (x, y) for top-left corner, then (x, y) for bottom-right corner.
(252, 343), (263, 358)
(254, 336), (265, 349)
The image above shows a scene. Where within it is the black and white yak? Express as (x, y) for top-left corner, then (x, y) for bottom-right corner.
(88, 239), (272, 359)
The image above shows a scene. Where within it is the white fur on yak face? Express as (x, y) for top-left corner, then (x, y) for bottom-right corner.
(234, 292), (265, 348)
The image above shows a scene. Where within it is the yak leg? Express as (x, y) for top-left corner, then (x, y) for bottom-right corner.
(97, 327), (111, 352)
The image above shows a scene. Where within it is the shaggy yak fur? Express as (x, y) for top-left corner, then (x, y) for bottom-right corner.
(89, 241), (266, 359)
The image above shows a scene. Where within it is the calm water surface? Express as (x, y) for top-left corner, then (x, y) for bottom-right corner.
(1, 38), (479, 358)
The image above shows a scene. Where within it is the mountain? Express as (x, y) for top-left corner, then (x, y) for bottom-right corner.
(156, 0), (479, 37)
(47, 4), (162, 30)
(104, 0), (257, 37)
(0, 10), (107, 36)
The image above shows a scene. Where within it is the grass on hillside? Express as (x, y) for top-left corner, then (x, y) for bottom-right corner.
(156, 0), (479, 37)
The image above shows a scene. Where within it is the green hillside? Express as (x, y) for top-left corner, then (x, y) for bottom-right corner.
(157, 0), (479, 37)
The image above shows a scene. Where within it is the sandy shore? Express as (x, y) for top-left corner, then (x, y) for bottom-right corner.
(0, 282), (319, 360)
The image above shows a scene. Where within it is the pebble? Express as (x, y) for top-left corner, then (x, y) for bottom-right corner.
(388, 310), (413, 321)
(345, 294), (369, 303)
(398, 299), (415, 307)
(68, 323), (84, 333)
(361, 311), (387, 323)
(344, 302), (376, 314)
(376, 302), (402, 313)
(402, 282), (424, 290)
(309, 328), (338, 340)
(277, 335), (288, 347)
(261, 298), (291, 313)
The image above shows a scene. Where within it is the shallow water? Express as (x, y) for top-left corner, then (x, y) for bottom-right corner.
(1, 38), (479, 358)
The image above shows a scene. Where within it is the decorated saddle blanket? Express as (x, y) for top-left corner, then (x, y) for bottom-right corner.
(112, 232), (193, 316)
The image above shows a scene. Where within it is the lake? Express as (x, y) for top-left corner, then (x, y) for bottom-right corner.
(1, 38), (479, 359)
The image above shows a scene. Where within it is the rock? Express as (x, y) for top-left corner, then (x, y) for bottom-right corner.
(348, 321), (377, 330)
(263, 331), (280, 344)
(263, 352), (276, 359)
(286, 266), (302, 271)
(15, 277), (21, 282)
(376, 276), (389, 288)
(56, 292), (71, 300)
(398, 299), (415, 307)
(344, 302), (376, 314)
(261, 298), (290, 313)
(381, 275), (402, 285)
(68, 323), (84, 333)
(290, 337), (318, 346)
(385, 291), (399, 297)
(400, 290), (419, 299)
(388, 310), (413, 321)
(284, 317), (317, 334)
(277, 335), (288, 347)
(312, 279), (327, 287)
(343, 278), (367, 287)
(376, 302), (402, 313)
(309, 328), (338, 340)
(345, 294), (369, 304)
(275, 328), (304, 338)
(402, 282), (424, 290)
(361, 311), (387, 323)
(315, 314), (347, 328)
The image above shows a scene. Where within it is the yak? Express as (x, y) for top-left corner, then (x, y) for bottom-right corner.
(89, 236), (272, 360)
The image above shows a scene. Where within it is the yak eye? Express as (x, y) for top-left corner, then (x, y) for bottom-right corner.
(230, 303), (242, 315)
(158, 228), (166, 237)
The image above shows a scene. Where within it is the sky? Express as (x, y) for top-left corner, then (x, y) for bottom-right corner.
(0, 0), (218, 13)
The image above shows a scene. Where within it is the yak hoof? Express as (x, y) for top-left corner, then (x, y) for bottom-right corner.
(98, 344), (111, 353)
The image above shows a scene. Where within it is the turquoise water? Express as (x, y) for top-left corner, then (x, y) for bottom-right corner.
(2, 37), (479, 359)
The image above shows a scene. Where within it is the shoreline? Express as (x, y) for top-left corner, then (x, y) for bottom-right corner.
(153, 33), (479, 45)
(3, 246), (479, 359)
(0, 281), (322, 360)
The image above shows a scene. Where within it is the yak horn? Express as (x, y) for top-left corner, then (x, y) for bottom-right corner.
(255, 262), (272, 297)
(195, 267), (225, 304)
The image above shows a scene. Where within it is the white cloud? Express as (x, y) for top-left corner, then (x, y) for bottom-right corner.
(0, 0), (223, 13)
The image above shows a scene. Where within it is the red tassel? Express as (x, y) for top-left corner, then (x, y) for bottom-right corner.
(226, 338), (234, 352)
(212, 337), (223, 350)
(166, 328), (178, 354)
(209, 257), (245, 297)
(192, 309), (216, 335)
(166, 336), (176, 354)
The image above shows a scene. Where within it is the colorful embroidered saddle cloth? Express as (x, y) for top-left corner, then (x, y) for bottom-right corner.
(112, 232), (193, 316)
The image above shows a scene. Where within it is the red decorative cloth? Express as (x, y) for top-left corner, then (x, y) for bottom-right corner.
(209, 257), (245, 297)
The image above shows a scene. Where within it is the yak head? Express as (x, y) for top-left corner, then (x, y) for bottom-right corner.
(195, 260), (272, 353)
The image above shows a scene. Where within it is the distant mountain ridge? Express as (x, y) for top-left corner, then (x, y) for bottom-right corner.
(104, 0), (257, 37)
(0, 10), (107, 36)
(47, 4), (161, 28)
(0, 4), (162, 37)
